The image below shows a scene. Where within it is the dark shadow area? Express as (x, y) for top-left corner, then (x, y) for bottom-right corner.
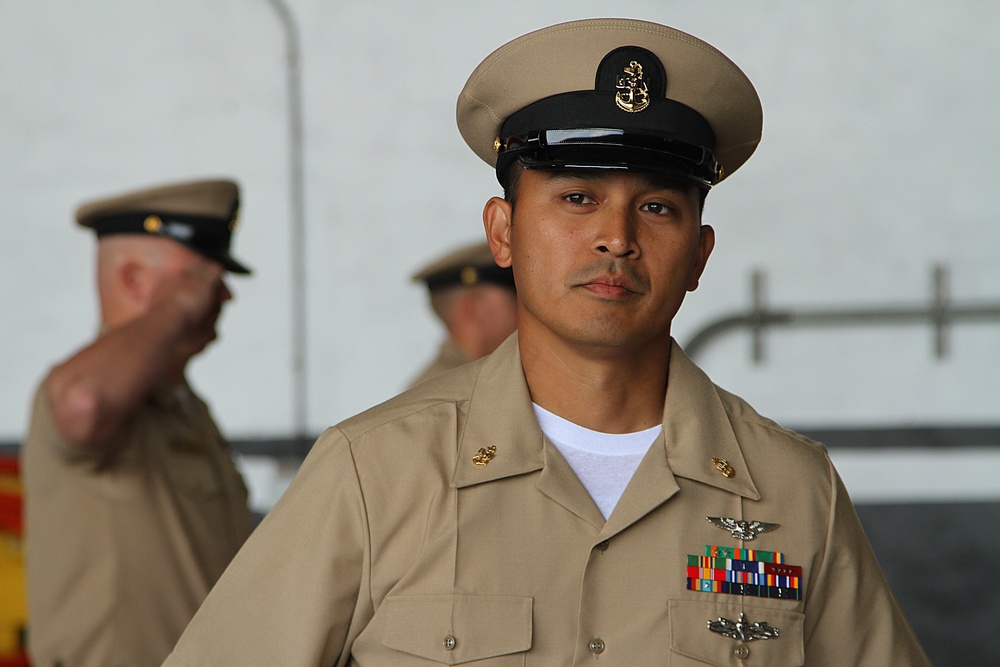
(856, 502), (998, 667)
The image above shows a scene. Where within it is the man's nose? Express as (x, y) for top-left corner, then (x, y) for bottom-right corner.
(592, 205), (640, 258)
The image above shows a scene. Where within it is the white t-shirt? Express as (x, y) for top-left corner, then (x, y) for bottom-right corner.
(532, 403), (662, 520)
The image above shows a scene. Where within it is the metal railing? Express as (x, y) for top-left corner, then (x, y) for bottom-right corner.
(684, 265), (1000, 361)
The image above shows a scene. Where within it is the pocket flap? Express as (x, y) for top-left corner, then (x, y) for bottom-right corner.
(670, 599), (804, 666)
(381, 594), (532, 665)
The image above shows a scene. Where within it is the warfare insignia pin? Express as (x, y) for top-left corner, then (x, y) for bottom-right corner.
(615, 60), (650, 113)
(708, 613), (779, 642)
(707, 516), (779, 541)
(472, 445), (497, 467)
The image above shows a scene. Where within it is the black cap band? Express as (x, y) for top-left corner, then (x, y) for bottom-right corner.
(90, 209), (250, 274)
(424, 264), (515, 292)
(499, 126), (720, 186)
(497, 92), (718, 188)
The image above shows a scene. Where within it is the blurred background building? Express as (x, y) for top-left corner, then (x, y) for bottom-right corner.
(2, 2), (998, 664)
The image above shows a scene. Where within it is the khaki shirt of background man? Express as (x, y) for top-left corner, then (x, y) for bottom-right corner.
(23, 179), (253, 667)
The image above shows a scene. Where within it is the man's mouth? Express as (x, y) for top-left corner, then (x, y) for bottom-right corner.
(578, 274), (638, 299)
(570, 262), (647, 299)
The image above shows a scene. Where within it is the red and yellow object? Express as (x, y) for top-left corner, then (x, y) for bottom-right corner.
(0, 455), (29, 667)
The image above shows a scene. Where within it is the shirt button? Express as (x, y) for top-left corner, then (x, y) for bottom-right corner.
(595, 540), (610, 552)
(733, 643), (750, 660)
(443, 635), (457, 651)
(589, 638), (605, 654)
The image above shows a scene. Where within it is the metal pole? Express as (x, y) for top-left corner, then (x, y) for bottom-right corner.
(265, 0), (308, 439)
(751, 269), (765, 363)
(933, 264), (947, 359)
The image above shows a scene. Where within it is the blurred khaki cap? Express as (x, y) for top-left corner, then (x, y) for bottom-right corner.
(412, 240), (515, 291)
(76, 178), (251, 274)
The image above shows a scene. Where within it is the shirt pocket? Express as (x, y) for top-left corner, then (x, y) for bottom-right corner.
(380, 594), (532, 665)
(669, 599), (804, 666)
(161, 441), (224, 500)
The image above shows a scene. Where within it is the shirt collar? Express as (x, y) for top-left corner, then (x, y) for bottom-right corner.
(661, 341), (760, 500)
(453, 335), (544, 488)
(452, 335), (760, 501)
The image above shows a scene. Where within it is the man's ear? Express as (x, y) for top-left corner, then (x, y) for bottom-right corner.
(117, 257), (154, 308)
(687, 224), (716, 292)
(483, 197), (513, 268)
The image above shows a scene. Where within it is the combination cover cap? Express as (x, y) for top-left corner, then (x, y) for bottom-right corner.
(76, 178), (251, 274)
(457, 18), (763, 189)
(412, 240), (515, 292)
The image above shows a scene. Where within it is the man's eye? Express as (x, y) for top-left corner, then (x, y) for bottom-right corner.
(642, 202), (673, 215)
(565, 193), (593, 205)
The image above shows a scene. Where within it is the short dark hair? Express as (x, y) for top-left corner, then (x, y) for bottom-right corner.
(501, 161), (708, 215)
(501, 162), (525, 209)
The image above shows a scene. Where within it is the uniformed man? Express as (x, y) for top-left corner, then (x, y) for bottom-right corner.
(165, 19), (930, 665)
(408, 240), (517, 387)
(23, 178), (253, 667)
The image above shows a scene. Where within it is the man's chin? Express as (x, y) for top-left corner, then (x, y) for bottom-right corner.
(202, 329), (219, 349)
(184, 330), (218, 358)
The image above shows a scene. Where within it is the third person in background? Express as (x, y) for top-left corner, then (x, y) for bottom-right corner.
(408, 240), (517, 387)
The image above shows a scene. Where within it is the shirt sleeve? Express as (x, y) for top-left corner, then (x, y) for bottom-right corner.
(802, 457), (931, 666)
(163, 427), (372, 666)
(27, 382), (104, 464)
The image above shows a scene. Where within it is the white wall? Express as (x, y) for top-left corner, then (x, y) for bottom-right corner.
(3, 0), (998, 442)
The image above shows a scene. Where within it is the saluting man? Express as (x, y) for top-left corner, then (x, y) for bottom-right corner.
(165, 19), (929, 665)
(23, 178), (253, 667)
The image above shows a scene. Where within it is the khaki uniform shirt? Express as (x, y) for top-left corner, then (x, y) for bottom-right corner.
(407, 339), (471, 388)
(23, 382), (250, 667)
(166, 336), (928, 666)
